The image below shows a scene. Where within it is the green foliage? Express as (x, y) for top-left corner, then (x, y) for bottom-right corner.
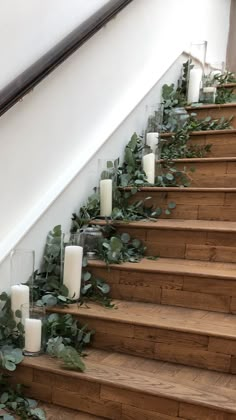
(116, 132), (147, 187)
(0, 374), (46, 419)
(80, 267), (114, 307)
(0, 293), (24, 372)
(45, 312), (94, 370)
(161, 114), (233, 160)
(215, 87), (235, 104)
(184, 114), (233, 131)
(97, 229), (146, 265)
(213, 71), (236, 85)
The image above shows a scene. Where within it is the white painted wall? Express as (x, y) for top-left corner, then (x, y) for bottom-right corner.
(0, 0), (231, 291)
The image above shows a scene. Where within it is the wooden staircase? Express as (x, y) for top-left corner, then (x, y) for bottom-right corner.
(12, 103), (236, 419)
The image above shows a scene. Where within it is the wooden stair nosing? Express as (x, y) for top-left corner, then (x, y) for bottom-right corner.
(186, 103), (236, 111)
(121, 186), (236, 192)
(49, 300), (236, 340)
(88, 258), (236, 281)
(93, 218), (236, 233)
(20, 353), (236, 415)
(158, 157), (236, 163)
(161, 129), (236, 138)
(220, 83), (236, 89)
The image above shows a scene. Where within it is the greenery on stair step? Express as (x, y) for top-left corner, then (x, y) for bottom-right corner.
(0, 374), (46, 420)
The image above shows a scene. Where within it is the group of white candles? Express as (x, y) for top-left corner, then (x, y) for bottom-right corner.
(188, 68), (217, 104)
(10, 243), (84, 355)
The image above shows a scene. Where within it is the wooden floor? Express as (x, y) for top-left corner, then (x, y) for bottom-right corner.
(15, 102), (236, 418)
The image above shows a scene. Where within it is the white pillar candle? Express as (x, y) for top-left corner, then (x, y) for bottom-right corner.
(187, 68), (203, 103)
(11, 285), (29, 321)
(203, 86), (217, 94)
(100, 179), (112, 217)
(24, 318), (42, 353)
(63, 246), (83, 299)
(142, 153), (155, 184)
(146, 132), (159, 153)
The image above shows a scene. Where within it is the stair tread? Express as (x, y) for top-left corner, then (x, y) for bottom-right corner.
(51, 300), (236, 339)
(186, 103), (236, 110)
(22, 349), (236, 414)
(220, 83), (236, 89)
(160, 156), (236, 163)
(38, 403), (103, 419)
(122, 186), (236, 192)
(89, 257), (236, 279)
(94, 218), (236, 232)
(161, 128), (236, 137)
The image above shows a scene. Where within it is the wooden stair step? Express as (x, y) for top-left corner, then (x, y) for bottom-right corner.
(88, 258), (236, 313)
(50, 300), (236, 373)
(12, 349), (236, 419)
(94, 219), (236, 263)
(124, 186), (236, 221)
(219, 83), (236, 94)
(185, 104), (236, 128)
(160, 157), (236, 188)
(161, 130), (236, 158)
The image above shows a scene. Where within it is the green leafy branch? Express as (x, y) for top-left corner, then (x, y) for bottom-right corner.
(0, 374), (46, 420)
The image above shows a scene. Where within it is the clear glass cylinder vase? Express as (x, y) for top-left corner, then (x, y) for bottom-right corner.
(21, 303), (46, 356)
(98, 159), (117, 218)
(61, 232), (83, 300)
(187, 41), (207, 104)
(10, 249), (35, 323)
(142, 146), (156, 185)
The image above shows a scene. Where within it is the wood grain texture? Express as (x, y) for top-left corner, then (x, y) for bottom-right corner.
(13, 351), (236, 416)
(185, 104), (236, 127)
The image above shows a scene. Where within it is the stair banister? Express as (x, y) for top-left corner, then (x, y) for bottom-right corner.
(0, 0), (133, 117)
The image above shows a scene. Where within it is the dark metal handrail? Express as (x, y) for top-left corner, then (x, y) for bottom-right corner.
(0, 0), (133, 117)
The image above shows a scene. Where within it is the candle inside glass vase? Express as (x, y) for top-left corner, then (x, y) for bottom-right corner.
(98, 159), (117, 218)
(21, 304), (45, 356)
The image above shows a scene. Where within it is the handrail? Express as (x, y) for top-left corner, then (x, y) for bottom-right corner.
(0, 0), (133, 117)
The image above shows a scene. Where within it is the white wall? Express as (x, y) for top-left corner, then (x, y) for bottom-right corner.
(0, 0), (231, 290)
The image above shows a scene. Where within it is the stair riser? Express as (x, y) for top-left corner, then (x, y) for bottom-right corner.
(130, 190), (236, 221)
(9, 364), (213, 420)
(187, 107), (236, 127)
(90, 266), (236, 313)
(170, 161), (236, 188)
(162, 132), (236, 158)
(189, 132), (236, 157)
(77, 315), (236, 373)
(115, 225), (236, 263)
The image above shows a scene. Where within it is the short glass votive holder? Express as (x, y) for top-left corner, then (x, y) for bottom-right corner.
(80, 227), (103, 259)
(167, 107), (189, 132)
(21, 303), (45, 356)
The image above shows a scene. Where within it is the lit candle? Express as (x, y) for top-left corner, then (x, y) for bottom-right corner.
(24, 318), (42, 353)
(100, 179), (112, 217)
(187, 68), (203, 103)
(142, 153), (155, 184)
(11, 285), (29, 321)
(146, 132), (159, 153)
(63, 246), (83, 299)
